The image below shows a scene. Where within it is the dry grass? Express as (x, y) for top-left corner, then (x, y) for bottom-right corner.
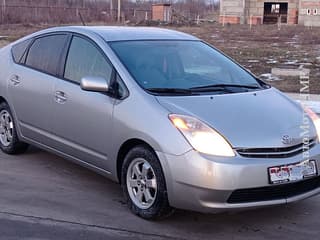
(0, 40), (9, 48)
(1, 23), (319, 93)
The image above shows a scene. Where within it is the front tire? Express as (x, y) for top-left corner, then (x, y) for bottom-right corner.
(121, 145), (173, 220)
(0, 102), (29, 154)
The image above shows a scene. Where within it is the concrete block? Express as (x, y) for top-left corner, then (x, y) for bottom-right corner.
(272, 67), (310, 77)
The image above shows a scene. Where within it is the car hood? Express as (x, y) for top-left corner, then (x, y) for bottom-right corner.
(156, 88), (317, 148)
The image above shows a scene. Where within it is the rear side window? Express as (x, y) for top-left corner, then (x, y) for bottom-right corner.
(11, 39), (32, 63)
(64, 36), (113, 83)
(25, 35), (67, 76)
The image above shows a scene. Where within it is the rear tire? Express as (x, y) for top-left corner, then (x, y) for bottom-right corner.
(0, 102), (29, 154)
(121, 145), (174, 220)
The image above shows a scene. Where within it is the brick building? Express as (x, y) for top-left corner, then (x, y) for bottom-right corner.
(152, 3), (172, 22)
(220, 0), (320, 26)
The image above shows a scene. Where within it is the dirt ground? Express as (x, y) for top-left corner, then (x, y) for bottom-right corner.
(1, 23), (319, 93)
(1, 146), (320, 240)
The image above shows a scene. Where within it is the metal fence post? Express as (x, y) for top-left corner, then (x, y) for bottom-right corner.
(1, 0), (6, 24)
(117, 0), (121, 22)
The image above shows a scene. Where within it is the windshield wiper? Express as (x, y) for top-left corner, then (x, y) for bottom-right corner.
(146, 88), (197, 95)
(189, 84), (261, 92)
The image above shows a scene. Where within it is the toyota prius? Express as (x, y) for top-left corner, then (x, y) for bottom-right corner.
(0, 26), (319, 219)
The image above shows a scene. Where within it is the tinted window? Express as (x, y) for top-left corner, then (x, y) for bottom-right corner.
(115, 74), (129, 99)
(110, 41), (260, 90)
(12, 39), (32, 63)
(26, 35), (67, 75)
(64, 36), (112, 83)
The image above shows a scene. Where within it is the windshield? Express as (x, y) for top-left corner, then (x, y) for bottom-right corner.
(109, 40), (262, 94)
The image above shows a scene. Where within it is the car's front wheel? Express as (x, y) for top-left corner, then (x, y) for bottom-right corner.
(0, 102), (29, 154)
(121, 145), (173, 220)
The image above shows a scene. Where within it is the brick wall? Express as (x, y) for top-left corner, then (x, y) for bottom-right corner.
(299, 0), (320, 26)
(288, 8), (298, 24)
(220, 0), (245, 24)
(219, 15), (241, 24)
(248, 0), (299, 24)
(248, 16), (263, 24)
(152, 5), (164, 21)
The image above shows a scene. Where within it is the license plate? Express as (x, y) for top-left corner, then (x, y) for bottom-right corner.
(268, 160), (317, 184)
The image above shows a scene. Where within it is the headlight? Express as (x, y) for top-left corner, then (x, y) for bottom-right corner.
(169, 114), (235, 157)
(305, 107), (320, 138)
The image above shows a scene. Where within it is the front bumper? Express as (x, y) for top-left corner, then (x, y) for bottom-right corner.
(156, 144), (320, 213)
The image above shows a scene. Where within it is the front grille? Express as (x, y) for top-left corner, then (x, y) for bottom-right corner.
(227, 176), (320, 204)
(236, 138), (317, 158)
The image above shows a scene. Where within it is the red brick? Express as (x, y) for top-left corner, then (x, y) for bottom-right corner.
(219, 16), (240, 24)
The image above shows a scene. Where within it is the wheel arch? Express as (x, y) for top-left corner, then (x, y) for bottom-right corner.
(0, 96), (7, 105)
(116, 138), (155, 183)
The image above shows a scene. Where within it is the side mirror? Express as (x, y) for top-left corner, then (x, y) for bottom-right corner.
(80, 76), (109, 92)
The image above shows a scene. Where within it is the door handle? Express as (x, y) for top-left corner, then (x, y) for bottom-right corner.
(10, 75), (20, 85)
(55, 91), (67, 104)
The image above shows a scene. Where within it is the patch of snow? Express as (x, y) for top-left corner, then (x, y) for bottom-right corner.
(285, 41), (297, 44)
(283, 60), (298, 65)
(247, 60), (260, 63)
(259, 73), (281, 81)
(299, 63), (313, 66)
(266, 59), (278, 64)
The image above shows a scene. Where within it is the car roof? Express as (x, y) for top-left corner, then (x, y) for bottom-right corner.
(34, 26), (199, 42)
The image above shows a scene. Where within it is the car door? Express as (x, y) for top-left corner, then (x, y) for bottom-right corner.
(51, 35), (115, 170)
(8, 34), (69, 145)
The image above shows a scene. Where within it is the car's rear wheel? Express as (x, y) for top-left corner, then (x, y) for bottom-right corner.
(0, 102), (28, 154)
(121, 145), (173, 220)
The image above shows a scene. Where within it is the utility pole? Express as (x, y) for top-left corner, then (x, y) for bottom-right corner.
(110, 0), (113, 20)
(117, 0), (121, 22)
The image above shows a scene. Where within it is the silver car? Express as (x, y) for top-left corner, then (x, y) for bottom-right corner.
(0, 26), (319, 219)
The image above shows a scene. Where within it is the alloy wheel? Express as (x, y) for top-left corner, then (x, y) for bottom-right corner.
(0, 110), (13, 147)
(126, 158), (158, 209)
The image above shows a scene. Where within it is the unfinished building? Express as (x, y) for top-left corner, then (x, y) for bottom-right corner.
(220, 0), (320, 26)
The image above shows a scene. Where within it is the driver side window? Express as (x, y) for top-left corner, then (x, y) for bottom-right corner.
(64, 36), (113, 84)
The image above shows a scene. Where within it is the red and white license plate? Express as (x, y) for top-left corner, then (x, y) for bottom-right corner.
(268, 160), (317, 184)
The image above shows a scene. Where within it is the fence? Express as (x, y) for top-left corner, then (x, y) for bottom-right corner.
(0, 3), (151, 24)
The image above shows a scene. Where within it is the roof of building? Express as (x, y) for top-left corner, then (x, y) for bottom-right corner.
(152, 3), (172, 7)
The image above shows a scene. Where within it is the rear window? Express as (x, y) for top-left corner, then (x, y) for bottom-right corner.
(25, 34), (68, 76)
(11, 39), (32, 63)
